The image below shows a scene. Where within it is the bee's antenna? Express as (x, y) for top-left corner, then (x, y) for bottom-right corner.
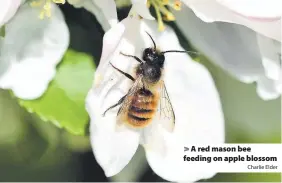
(161, 50), (200, 55)
(145, 31), (156, 50)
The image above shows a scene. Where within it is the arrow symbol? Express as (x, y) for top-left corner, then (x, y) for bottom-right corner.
(184, 147), (189, 152)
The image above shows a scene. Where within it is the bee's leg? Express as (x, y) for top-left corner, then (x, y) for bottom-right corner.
(102, 95), (127, 117)
(110, 63), (135, 81)
(120, 52), (143, 64)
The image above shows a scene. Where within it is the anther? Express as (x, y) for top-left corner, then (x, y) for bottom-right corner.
(148, 0), (180, 31)
(173, 0), (181, 10)
(30, 0), (65, 19)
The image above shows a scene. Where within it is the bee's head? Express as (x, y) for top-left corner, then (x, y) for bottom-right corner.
(143, 31), (199, 68)
(142, 32), (165, 68)
(142, 48), (165, 67)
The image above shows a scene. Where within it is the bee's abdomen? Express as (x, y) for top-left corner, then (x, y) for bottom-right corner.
(127, 89), (158, 128)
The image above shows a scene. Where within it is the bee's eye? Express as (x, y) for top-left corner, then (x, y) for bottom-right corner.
(143, 48), (153, 61)
(157, 54), (165, 67)
(144, 48), (152, 55)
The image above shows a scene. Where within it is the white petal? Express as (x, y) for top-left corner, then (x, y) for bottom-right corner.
(88, 98), (140, 177)
(131, 0), (155, 20)
(95, 15), (142, 84)
(175, 7), (264, 83)
(110, 147), (148, 181)
(92, 0), (118, 27)
(0, 3), (69, 99)
(182, 0), (281, 41)
(87, 72), (141, 177)
(141, 120), (168, 157)
(87, 64), (140, 177)
(87, 14), (143, 177)
(0, 0), (22, 27)
(68, 0), (118, 30)
(175, 7), (281, 100)
(87, 62), (141, 177)
(140, 20), (224, 182)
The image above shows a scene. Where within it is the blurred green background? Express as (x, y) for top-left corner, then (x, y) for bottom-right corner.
(0, 3), (281, 182)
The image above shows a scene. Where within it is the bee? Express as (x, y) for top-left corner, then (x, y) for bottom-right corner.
(103, 32), (194, 129)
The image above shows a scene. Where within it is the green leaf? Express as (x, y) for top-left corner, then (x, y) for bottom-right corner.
(18, 50), (95, 135)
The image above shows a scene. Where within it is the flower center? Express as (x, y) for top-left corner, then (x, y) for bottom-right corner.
(30, 0), (65, 19)
(148, 0), (181, 31)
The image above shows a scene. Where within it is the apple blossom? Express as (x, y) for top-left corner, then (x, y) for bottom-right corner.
(86, 13), (224, 182)
(0, 2), (69, 99)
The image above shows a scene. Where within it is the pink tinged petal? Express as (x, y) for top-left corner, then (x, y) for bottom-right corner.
(256, 35), (282, 99)
(182, 0), (281, 41)
(0, 0), (22, 27)
(256, 76), (281, 100)
(257, 35), (281, 81)
(140, 20), (224, 182)
(218, 0), (282, 20)
(131, 0), (155, 20)
(175, 8), (282, 100)
(87, 14), (144, 177)
(0, 3), (69, 99)
(175, 7), (264, 83)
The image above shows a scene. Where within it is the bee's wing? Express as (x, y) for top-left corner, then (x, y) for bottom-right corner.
(156, 80), (175, 132)
(116, 76), (143, 122)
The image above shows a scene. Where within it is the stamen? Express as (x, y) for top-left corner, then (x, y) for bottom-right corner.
(30, 0), (44, 7)
(148, 0), (181, 31)
(151, 1), (165, 31)
(160, 0), (169, 5)
(30, 0), (65, 19)
(158, 5), (175, 21)
(146, 0), (151, 7)
(43, 1), (52, 18)
(174, 0), (181, 10)
(166, 0), (181, 11)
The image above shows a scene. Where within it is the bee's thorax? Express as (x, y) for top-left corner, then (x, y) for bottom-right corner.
(136, 64), (162, 84)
